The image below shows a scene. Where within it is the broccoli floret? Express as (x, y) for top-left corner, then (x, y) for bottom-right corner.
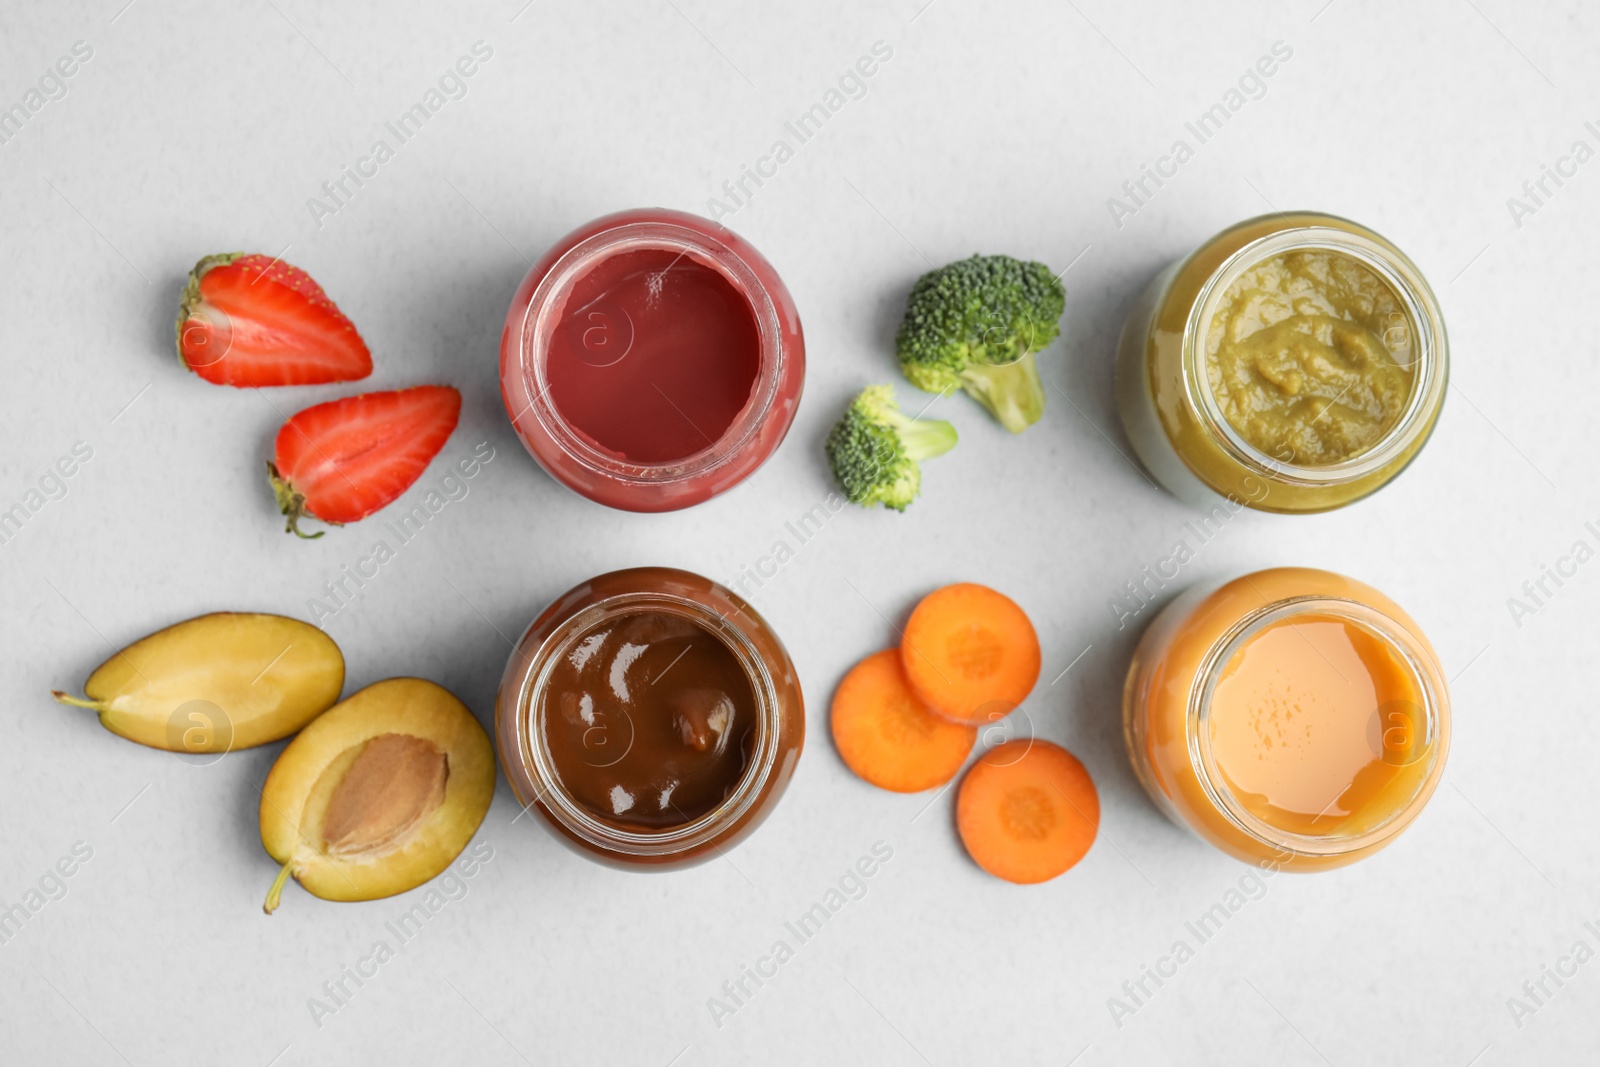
(896, 254), (1066, 433)
(825, 385), (958, 511)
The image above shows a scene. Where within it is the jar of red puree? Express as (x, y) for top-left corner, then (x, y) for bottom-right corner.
(495, 567), (805, 868)
(499, 209), (805, 512)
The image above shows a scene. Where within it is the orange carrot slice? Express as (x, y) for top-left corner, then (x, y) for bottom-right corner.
(900, 583), (1040, 724)
(831, 650), (977, 793)
(956, 740), (1098, 884)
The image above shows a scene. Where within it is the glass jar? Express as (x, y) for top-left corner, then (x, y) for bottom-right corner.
(499, 209), (805, 512)
(495, 566), (805, 868)
(1115, 212), (1447, 513)
(1122, 567), (1450, 871)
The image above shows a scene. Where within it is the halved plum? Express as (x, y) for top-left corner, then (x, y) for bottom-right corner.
(53, 612), (344, 752)
(259, 677), (494, 912)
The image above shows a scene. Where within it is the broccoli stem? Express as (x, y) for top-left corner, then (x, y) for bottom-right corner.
(888, 409), (959, 461)
(959, 351), (1046, 434)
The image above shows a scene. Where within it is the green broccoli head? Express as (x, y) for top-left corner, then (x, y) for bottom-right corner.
(895, 254), (1066, 433)
(825, 384), (958, 511)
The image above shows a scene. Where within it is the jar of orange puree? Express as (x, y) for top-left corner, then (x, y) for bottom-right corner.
(1122, 568), (1450, 870)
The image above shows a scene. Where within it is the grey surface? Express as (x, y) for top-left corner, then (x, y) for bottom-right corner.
(1, 1), (1593, 1063)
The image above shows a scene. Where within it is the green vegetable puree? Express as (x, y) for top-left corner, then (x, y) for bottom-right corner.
(1204, 250), (1415, 466)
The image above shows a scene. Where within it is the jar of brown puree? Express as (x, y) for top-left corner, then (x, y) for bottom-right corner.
(496, 567), (804, 868)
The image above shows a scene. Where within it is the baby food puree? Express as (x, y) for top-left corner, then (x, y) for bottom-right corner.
(1205, 250), (1415, 466)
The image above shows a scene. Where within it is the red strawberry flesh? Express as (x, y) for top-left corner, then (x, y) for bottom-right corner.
(270, 386), (461, 536)
(177, 253), (372, 387)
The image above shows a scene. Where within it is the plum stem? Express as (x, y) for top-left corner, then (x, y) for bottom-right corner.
(263, 860), (294, 915)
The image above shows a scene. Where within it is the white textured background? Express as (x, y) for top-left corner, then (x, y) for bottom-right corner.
(1, 1), (1594, 1063)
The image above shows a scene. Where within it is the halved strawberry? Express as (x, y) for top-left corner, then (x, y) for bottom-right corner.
(268, 386), (461, 538)
(176, 253), (373, 386)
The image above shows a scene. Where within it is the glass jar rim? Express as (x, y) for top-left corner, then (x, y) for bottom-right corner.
(1181, 217), (1449, 488)
(1185, 593), (1448, 859)
(515, 218), (787, 486)
(508, 589), (784, 857)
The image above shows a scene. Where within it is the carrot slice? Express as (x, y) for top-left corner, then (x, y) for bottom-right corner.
(831, 650), (977, 793)
(901, 583), (1040, 724)
(956, 740), (1098, 884)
